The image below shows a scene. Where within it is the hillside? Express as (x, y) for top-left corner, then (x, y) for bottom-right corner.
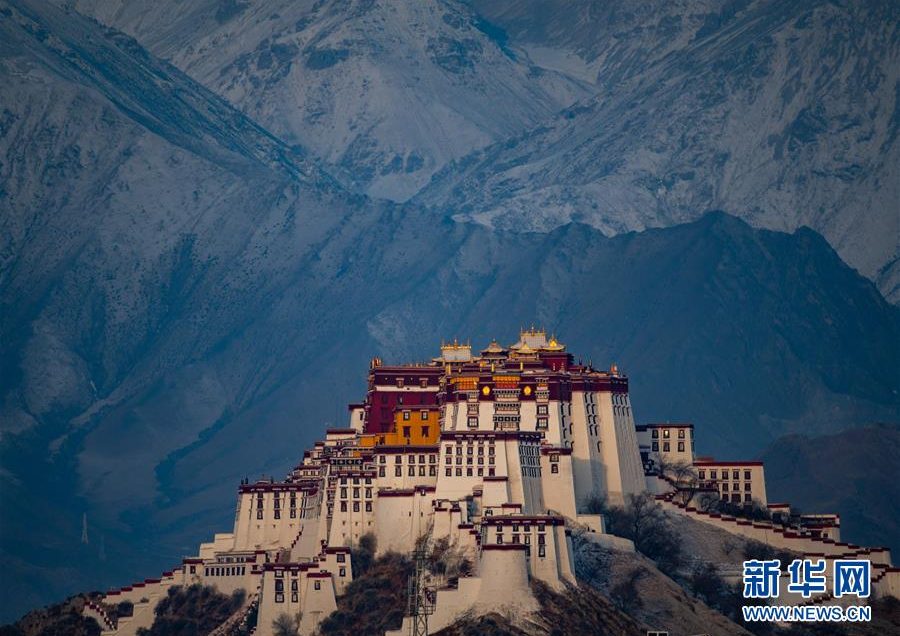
(762, 424), (900, 556)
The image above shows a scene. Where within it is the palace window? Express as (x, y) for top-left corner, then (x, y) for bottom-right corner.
(275, 593), (284, 603)
(419, 466), (426, 476)
(422, 426), (429, 437)
(538, 546), (546, 558)
(732, 470), (739, 480)
(663, 442), (670, 452)
(314, 580), (321, 590)
(340, 501), (348, 511)
(744, 494), (752, 503)
(408, 466), (415, 476)
(677, 442), (684, 452)
(651, 429), (658, 438)
(291, 592), (298, 602)
(468, 417), (478, 428)
(710, 470), (717, 479)
(537, 405), (548, 415)
(396, 378), (404, 388)
(379, 467), (386, 477)
(744, 482), (751, 491)
(678, 429), (685, 438)
(551, 464), (559, 474)
(445, 468), (452, 477)
(274, 510), (280, 519)
(420, 410), (428, 420)
(403, 426), (411, 437)
(430, 466), (437, 476)
(722, 483), (729, 491)
(652, 442), (658, 451)
(365, 502), (372, 512)
(337, 553), (346, 563)
(395, 467), (402, 477)
(456, 468), (462, 476)
(353, 502), (360, 512)
(257, 510), (263, 520)
(698, 470), (705, 480)
(663, 429), (670, 439)
(340, 567), (346, 577)
(744, 470), (751, 480)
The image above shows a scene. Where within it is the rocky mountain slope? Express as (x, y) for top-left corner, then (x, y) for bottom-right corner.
(62, 0), (590, 201)
(762, 424), (900, 556)
(1, 0), (898, 624)
(58, 0), (900, 299)
(422, 0), (900, 298)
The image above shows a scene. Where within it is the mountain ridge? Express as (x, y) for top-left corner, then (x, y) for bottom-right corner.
(1, 0), (898, 623)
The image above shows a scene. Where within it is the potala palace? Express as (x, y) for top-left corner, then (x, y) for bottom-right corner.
(82, 329), (899, 635)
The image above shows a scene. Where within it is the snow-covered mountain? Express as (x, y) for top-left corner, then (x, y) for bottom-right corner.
(63, 0), (590, 201)
(420, 0), (900, 297)
(1, 0), (898, 623)
(65, 0), (900, 299)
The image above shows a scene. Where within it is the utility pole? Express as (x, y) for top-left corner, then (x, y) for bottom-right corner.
(406, 542), (434, 636)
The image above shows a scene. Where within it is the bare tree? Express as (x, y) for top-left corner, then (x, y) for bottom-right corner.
(667, 461), (700, 505)
(697, 490), (720, 512)
(272, 613), (299, 636)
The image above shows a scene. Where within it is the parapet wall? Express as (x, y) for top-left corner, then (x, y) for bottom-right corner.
(657, 495), (892, 566)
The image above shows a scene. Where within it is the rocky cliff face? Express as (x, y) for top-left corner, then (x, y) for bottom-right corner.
(60, 0), (900, 297)
(1, 0), (898, 623)
(63, 0), (590, 201)
(422, 0), (900, 296)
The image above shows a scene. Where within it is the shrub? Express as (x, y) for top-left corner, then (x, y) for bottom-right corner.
(318, 552), (412, 635)
(136, 585), (244, 636)
(350, 532), (377, 578)
(609, 568), (644, 612)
